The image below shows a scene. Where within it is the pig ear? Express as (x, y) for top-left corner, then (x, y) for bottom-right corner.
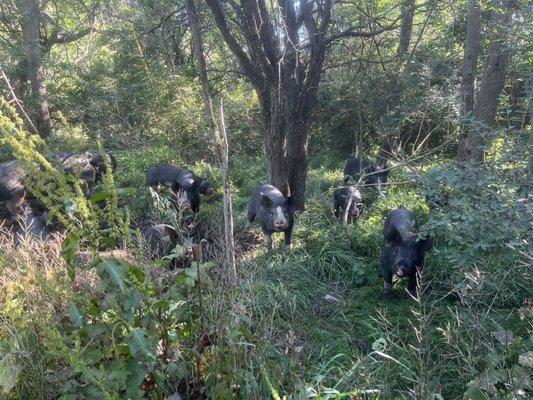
(286, 195), (293, 208)
(191, 177), (200, 190)
(387, 225), (402, 244)
(260, 193), (272, 208)
(171, 181), (182, 192)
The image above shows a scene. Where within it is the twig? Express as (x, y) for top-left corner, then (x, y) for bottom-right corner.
(0, 67), (39, 135)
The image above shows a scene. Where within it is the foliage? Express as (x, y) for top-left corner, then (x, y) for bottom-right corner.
(0, 0), (531, 398)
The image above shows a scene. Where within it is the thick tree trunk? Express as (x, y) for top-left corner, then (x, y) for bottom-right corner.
(473, 0), (516, 126)
(265, 94), (289, 196)
(286, 120), (310, 210)
(457, 0), (482, 161)
(458, 0), (516, 162)
(20, 0), (51, 137)
(263, 94), (310, 211)
(398, 0), (415, 57)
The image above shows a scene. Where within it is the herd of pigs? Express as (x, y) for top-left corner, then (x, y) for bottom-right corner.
(0, 152), (432, 296)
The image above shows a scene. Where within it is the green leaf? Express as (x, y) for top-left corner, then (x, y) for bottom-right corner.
(89, 190), (112, 203)
(68, 301), (84, 328)
(0, 353), (22, 394)
(128, 328), (155, 363)
(125, 360), (147, 399)
(97, 258), (128, 293)
(63, 197), (78, 215)
(372, 338), (387, 352)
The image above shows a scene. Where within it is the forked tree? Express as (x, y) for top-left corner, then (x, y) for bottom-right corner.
(204, 0), (397, 210)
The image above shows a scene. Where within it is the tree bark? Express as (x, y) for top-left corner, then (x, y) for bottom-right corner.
(205, 0), (333, 211)
(458, 0), (517, 162)
(398, 0), (415, 57)
(20, 0), (51, 137)
(474, 0), (516, 125)
(186, 0), (237, 286)
(457, 0), (481, 161)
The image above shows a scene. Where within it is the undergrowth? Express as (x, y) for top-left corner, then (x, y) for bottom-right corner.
(0, 118), (531, 399)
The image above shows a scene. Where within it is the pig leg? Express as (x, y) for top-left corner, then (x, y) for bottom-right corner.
(265, 233), (273, 251)
(333, 196), (340, 218)
(245, 209), (256, 230)
(407, 274), (418, 296)
(383, 270), (393, 295)
(6, 192), (26, 221)
(284, 228), (292, 249)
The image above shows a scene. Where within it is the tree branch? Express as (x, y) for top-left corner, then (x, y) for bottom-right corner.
(205, 0), (265, 90)
(42, 26), (93, 53)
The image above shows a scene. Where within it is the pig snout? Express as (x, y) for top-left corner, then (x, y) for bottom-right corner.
(274, 219), (286, 230)
(270, 206), (288, 231)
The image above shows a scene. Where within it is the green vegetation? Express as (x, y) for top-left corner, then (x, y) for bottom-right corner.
(0, 0), (531, 399)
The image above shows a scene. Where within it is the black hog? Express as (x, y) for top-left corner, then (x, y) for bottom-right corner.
(333, 186), (364, 226)
(344, 156), (389, 192)
(57, 152), (117, 185)
(15, 207), (50, 240)
(1, 152), (116, 221)
(0, 160), (27, 220)
(198, 177), (214, 196)
(366, 162), (389, 192)
(343, 157), (369, 184)
(381, 206), (432, 296)
(246, 184), (294, 250)
(142, 224), (179, 259)
(141, 224), (197, 268)
(146, 164), (212, 213)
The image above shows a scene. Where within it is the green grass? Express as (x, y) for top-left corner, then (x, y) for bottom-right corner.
(5, 144), (526, 399)
(192, 156), (531, 399)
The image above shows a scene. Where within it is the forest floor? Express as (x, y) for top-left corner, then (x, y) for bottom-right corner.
(1, 145), (530, 399)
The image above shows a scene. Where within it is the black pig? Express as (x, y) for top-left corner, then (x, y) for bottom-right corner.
(15, 207), (49, 240)
(0, 160), (27, 220)
(343, 156), (369, 184)
(146, 164), (212, 213)
(381, 206), (432, 296)
(142, 224), (179, 259)
(333, 186), (364, 226)
(344, 156), (389, 192)
(57, 152), (117, 185)
(1, 152), (116, 221)
(366, 162), (389, 192)
(246, 184), (294, 250)
(197, 176), (214, 196)
(141, 224), (197, 269)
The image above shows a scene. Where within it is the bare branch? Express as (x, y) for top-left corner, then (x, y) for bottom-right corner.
(205, 0), (266, 91)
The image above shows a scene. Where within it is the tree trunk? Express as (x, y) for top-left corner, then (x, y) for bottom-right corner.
(398, 0), (415, 57)
(286, 120), (310, 210)
(457, 0), (481, 161)
(458, 0), (516, 162)
(265, 94), (289, 196)
(474, 0), (516, 125)
(20, 0), (51, 137)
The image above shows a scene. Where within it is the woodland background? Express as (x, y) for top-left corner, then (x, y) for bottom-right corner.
(0, 0), (531, 399)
